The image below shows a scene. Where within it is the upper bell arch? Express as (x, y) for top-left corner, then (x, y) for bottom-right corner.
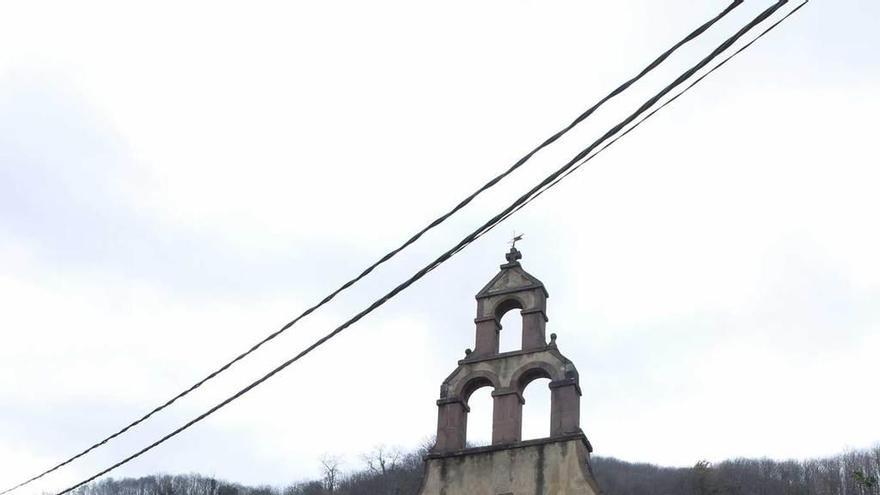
(472, 247), (549, 356)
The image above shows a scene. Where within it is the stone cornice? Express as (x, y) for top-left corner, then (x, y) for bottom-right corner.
(425, 431), (593, 460)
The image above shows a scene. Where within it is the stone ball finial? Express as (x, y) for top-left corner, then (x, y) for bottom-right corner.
(550, 333), (558, 345)
(465, 348), (473, 357)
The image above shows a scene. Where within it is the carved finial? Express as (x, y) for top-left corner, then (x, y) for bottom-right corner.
(505, 247), (522, 264)
(550, 333), (558, 346)
(465, 348), (473, 357)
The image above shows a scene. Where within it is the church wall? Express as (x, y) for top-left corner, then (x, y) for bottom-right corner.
(419, 436), (600, 495)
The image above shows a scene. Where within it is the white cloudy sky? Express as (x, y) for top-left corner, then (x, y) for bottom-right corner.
(1, 0), (879, 492)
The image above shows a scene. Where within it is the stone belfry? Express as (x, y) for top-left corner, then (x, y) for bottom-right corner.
(418, 246), (601, 495)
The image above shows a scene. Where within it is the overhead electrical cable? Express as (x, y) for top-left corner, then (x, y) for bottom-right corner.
(50, 2), (800, 494)
(0, 4), (744, 494)
(493, 0), (811, 228)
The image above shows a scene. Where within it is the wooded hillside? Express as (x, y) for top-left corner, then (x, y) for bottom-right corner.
(67, 444), (879, 495)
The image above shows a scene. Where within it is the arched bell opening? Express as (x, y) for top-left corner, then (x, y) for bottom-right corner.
(497, 298), (524, 353)
(521, 377), (552, 441)
(462, 376), (495, 448)
(511, 364), (559, 441)
(466, 387), (493, 447)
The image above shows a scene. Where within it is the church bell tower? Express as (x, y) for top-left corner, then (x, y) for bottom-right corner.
(418, 246), (601, 495)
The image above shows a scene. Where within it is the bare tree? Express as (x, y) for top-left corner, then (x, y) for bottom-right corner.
(363, 445), (402, 477)
(320, 454), (343, 493)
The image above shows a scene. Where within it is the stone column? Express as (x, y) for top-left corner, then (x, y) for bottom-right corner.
(435, 398), (468, 452)
(473, 317), (500, 358)
(521, 308), (548, 351)
(491, 390), (523, 444)
(550, 379), (581, 436)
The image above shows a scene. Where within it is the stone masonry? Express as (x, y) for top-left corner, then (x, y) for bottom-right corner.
(417, 247), (601, 495)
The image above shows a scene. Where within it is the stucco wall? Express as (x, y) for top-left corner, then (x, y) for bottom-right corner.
(419, 436), (601, 495)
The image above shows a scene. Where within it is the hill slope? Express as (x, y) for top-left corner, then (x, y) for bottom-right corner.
(68, 445), (879, 495)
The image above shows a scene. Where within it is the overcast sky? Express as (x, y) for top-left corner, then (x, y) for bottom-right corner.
(2, 0), (879, 492)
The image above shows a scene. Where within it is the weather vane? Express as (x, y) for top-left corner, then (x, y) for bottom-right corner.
(509, 231), (524, 249)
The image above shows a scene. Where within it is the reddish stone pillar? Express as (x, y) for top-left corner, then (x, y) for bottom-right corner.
(473, 317), (500, 358)
(491, 390), (523, 444)
(435, 398), (468, 452)
(521, 309), (548, 351)
(550, 379), (581, 436)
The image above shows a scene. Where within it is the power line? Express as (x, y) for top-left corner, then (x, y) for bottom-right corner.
(496, 0), (811, 228)
(0, 4), (744, 494)
(50, 2), (800, 494)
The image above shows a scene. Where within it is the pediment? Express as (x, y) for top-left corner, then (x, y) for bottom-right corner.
(476, 264), (545, 299)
